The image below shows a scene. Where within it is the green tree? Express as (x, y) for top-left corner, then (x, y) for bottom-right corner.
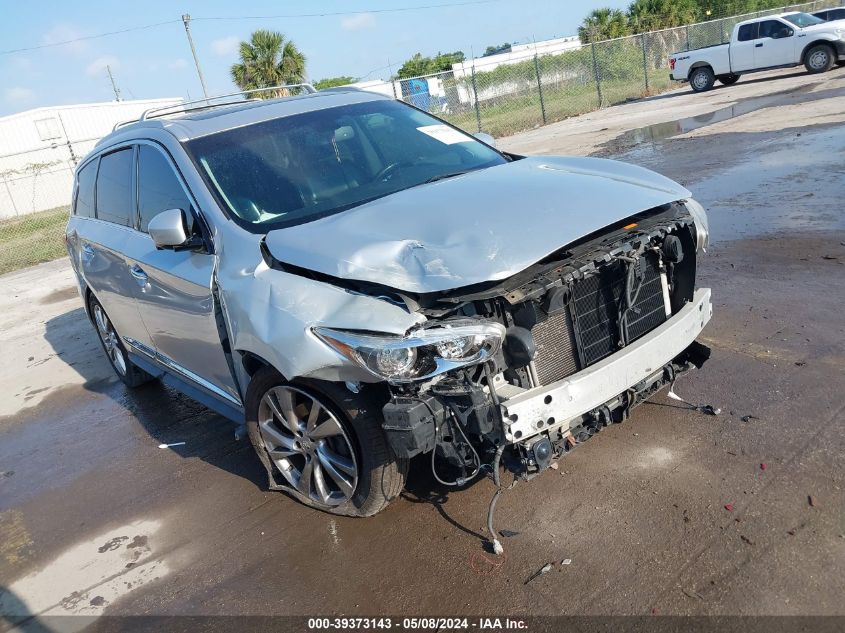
(396, 51), (465, 78)
(230, 30), (307, 98)
(628, 0), (699, 33)
(483, 42), (512, 56)
(314, 76), (357, 90)
(577, 8), (631, 44)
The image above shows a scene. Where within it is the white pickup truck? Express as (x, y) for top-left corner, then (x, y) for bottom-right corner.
(670, 12), (845, 92)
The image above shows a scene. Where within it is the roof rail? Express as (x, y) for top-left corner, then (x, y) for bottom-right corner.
(112, 83), (317, 131)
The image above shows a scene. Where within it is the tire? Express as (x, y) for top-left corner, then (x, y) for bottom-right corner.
(836, 60), (845, 67)
(245, 367), (407, 517)
(689, 66), (716, 92)
(717, 74), (740, 86)
(88, 295), (155, 388)
(804, 44), (835, 74)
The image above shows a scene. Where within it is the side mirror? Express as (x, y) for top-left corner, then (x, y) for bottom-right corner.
(474, 132), (497, 148)
(148, 208), (203, 251)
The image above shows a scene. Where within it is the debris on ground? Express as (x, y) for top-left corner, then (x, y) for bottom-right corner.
(724, 503), (734, 512)
(787, 529), (796, 536)
(469, 551), (507, 576)
(794, 361), (806, 367)
(741, 415), (759, 422)
(760, 463), (767, 471)
(682, 588), (705, 600)
(740, 535), (754, 546)
(667, 384), (721, 416)
(550, 462), (559, 470)
(808, 495), (818, 508)
(524, 563), (554, 585)
(651, 608), (659, 615)
(157, 442), (186, 449)
(499, 529), (520, 538)
(561, 558), (572, 566)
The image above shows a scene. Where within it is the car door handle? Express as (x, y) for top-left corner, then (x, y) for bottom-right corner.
(129, 265), (149, 285)
(755, 43), (763, 47)
(798, 33), (806, 37)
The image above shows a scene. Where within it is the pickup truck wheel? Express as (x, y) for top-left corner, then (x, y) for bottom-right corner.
(805, 45), (835, 73)
(689, 67), (715, 92)
(717, 74), (740, 86)
(88, 296), (155, 388)
(246, 368), (407, 517)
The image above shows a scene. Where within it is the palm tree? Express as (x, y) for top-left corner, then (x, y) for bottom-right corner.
(230, 30), (307, 98)
(578, 8), (631, 44)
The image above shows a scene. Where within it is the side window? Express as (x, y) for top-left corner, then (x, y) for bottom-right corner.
(833, 10), (845, 20)
(95, 148), (134, 226)
(737, 23), (758, 41)
(74, 160), (97, 218)
(137, 145), (191, 233)
(815, 11), (828, 20)
(759, 20), (791, 39)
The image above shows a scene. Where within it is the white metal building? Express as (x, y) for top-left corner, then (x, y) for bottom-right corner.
(0, 98), (182, 219)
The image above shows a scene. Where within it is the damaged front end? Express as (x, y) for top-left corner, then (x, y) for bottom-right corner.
(303, 201), (712, 490)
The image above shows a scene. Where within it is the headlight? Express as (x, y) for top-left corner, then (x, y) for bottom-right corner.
(685, 198), (709, 252)
(314, 322), (506, 383)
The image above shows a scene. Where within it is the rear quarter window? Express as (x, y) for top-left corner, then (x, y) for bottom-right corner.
(74, 160), (97, 218)
(95, 148), (134, 227)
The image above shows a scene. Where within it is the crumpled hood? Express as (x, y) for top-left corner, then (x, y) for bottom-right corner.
(265, 155), (691, 294)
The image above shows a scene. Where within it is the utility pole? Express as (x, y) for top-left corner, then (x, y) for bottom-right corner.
(106, 65), (121, 101)
(182, 14), (210, 101)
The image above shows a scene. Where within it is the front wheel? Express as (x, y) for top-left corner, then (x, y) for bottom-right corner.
(717, 74), (740, 86)
(689, 66), (715, 92)
(805, 44), (835, 73)
(245, 368), (407, 517)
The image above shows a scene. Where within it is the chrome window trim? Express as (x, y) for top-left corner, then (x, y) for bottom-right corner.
(124, 337), (242, 407)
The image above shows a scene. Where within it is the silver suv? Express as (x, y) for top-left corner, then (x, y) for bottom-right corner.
(66, 86), (712, 520)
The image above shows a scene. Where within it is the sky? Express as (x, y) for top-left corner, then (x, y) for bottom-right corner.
(0, 0), (630, 117)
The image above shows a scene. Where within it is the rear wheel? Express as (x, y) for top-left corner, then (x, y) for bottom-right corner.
(717, 74), (740, 86)
(805, 44), (835, 73)
(246, 368), (407, 516)
(88, 296), (154, 388)
(689, 66), (715, 92)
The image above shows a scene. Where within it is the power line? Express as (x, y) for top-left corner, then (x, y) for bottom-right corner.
(0, 0), (503, 57)
(0, 20), (180, 56)
(192, 0), (503, 21)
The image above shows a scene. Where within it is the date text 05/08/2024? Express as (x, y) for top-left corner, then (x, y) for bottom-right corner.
(307, 617), (529, 630)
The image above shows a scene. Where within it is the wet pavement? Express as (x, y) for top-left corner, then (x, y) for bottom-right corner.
(2, 75), (845, 626)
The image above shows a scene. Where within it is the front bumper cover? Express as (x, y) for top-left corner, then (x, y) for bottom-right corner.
(500, 287), (712, 443)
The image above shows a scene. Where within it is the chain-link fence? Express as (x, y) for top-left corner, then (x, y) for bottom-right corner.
(391, 0), (840, 138)
(0, 137), (102, 275)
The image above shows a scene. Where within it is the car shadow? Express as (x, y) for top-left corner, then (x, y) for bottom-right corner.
(0, 586), (55, 633)
(401, 455), (488, 543)
(41, 306), (266, 490)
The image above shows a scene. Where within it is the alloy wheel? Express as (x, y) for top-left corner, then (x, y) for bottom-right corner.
(93, 304), (127, 376)
(258, 386), (359, 507)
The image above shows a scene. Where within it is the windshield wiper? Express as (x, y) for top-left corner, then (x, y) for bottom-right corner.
(424, 170), (470, 184)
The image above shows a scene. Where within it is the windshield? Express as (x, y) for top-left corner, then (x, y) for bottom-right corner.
(186, 99), (507, 230)
(782, 12), (824, 27)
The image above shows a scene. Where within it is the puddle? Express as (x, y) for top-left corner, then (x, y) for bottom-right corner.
(693, 123), (845, 241)
(608, 82), (838, 154)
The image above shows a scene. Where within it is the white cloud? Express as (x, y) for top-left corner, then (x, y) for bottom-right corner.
(211, 36), (240, 57)
(86, 55), (120, 78)
(42, 23), (88, 55)
(4, 86), (35, 103)
(168, 58), (188, 70)
(341, 13), (376, 31)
